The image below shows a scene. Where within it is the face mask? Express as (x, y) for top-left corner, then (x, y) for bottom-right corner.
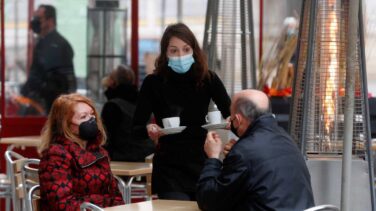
(230, 118), (239, 137)
(168, 53), (195, 74)
(79, 117), (99, 141)
(30, 16), (41, 34)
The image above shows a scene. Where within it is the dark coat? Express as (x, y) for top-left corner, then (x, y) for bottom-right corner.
(21, 29), (76, 112)
(133, 69), (231, 194)
(101, 84), (155, 162)
(39, 137), (124, 211)
(197, 114), (315, 211)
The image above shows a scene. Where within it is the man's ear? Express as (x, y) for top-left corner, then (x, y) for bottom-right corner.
(234, 113), (241, 125)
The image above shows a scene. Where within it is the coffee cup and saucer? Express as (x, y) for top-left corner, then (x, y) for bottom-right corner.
(201, 111), (227, 130)
(160, 117), (186, 135)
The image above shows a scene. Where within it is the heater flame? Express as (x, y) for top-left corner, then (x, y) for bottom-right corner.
(323, 0), (338, 135)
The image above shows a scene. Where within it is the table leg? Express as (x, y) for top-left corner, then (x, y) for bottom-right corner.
(125, 176), (135, 204)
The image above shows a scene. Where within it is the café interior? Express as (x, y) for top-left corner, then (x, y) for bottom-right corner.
(1, 0), (376, 210)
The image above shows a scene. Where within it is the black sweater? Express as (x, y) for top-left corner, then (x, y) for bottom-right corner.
(133, 69), (231, 144)
(132, 68), (231, 193)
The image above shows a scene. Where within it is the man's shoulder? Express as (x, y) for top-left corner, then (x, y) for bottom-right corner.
(46, 30), (72, 47)
(234, 129), (299, 161)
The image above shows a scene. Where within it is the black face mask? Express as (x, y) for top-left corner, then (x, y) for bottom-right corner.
(230, 119), (239, 137)
(79, 117), (99, 142)
(30, 16), (41, 34)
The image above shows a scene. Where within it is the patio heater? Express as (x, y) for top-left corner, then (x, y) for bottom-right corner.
(290, 0), (375, 210)
(203, 0), (257, 96)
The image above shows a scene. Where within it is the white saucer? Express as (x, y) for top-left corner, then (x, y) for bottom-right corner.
(161, 126), (187, 135)
(201, 122), (228, 130)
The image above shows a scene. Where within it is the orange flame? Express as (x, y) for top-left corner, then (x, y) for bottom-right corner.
(323, 0), (338, 134)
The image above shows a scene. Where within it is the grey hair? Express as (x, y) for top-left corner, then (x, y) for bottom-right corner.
(233, 97), (271, 121)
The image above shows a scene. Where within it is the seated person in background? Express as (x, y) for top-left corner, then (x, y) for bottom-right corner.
(196, 89), (314, 211)
(38, 93), (124, 210)
(101, 65), (154, 161)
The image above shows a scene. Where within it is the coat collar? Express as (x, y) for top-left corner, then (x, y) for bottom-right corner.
(56, 137), (107, 168)
(240, 113), (278, 139)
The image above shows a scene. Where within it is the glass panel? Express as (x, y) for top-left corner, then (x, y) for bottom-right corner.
(4, 0), (88, 117)
(87, 8), (127, 105)
(4, 0), (30, 116)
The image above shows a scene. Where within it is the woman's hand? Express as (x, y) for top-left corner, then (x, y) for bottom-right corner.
(146, 124), (164, 145)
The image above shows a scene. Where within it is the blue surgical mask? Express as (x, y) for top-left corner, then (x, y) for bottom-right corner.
(168, 53), (195, 74)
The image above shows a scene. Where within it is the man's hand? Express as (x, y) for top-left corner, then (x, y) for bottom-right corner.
(223, 139), (236, 157)
(204, 131), (223, 159)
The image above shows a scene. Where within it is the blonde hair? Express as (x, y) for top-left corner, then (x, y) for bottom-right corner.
(39, 93), (106, 153)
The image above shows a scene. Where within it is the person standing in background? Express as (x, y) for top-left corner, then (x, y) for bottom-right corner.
(101, 64), (155, 162)
(21, 4), (76, 114)
(132, 23), (231, 201)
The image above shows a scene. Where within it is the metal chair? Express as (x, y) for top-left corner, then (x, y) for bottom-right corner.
(80, 202), (104, 211)
(27, 185), (40, 211)
(21, 159), (40, 211)
(304, 204), (340, 211)
(5, 150), (27, 211)
(0, 172), (12, 211)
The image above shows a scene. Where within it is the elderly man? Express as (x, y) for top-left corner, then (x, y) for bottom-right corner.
(197, 89), (314, 211)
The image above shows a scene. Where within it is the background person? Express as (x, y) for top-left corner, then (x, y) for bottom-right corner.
(197, 89), (314, 211)
(21, 4), (76, 114)
(38, 93), (124, 210)
(132, 23), (231, 200)
(101, 64), (155, 161)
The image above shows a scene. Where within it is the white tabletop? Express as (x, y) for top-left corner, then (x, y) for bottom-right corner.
(103, 200), (200, 211)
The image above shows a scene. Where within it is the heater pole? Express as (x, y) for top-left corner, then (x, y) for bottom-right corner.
(341, 0), (358, 210)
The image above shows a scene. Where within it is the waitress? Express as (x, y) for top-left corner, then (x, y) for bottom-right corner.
(132, 23), (231, 200)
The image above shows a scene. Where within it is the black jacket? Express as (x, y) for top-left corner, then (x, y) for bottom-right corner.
(21, 29), (76, 113)
(197, 114), (314, 211)
(132, 69), (231, 193)
(101, 84), (155, 162)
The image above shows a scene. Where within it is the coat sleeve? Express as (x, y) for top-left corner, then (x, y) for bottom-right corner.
(39, 146), (122, 211)
(196, 153), (250, 211)
(209, 71), (231, 118)
(132, 75), (154, 139)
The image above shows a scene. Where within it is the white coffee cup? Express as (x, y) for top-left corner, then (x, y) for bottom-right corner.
(205, 111), (222, 124)
(162, 117), (180, 128)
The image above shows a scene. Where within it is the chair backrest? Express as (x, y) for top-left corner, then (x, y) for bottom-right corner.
(304, 204), (340, 211)
(21, 159), (40, 211)
(5, 150), (27, 211)
(27, 185), (40, 211)
(80, 202), (104, 211)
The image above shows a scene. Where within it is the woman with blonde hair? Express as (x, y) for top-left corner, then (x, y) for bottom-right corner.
(38, 93), (124, 211)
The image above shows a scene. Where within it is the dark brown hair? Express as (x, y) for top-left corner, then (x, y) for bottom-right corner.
(154, 23), (209, 86)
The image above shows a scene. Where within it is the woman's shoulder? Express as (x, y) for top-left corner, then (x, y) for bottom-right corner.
(207, 70), (220, 79)
(41, 142), (73, 161)
(144, 73), (162, 81)
(140, 73), (164, 88)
